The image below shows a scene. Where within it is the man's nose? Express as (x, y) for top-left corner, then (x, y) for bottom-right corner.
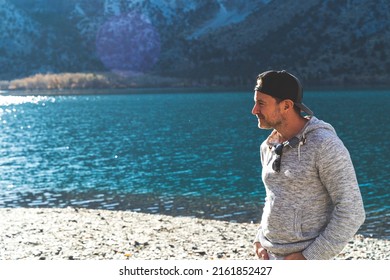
(252, 104), (258, 115)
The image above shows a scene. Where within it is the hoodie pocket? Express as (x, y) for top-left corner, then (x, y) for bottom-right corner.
(262, 201), (303, 243)
(293, 209), (304, 239)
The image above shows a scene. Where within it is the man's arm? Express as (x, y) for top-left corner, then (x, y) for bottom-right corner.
(302, 137), (365, 260)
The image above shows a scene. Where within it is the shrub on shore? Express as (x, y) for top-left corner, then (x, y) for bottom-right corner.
(5, 72), (187, 90)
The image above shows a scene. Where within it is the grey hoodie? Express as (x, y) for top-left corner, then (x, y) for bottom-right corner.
(254, 117), (365, 260)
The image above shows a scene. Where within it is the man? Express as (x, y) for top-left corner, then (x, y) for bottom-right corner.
(251, 70), (365, 260)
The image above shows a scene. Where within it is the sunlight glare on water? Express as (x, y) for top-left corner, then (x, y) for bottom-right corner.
(0, 95), (56, 107)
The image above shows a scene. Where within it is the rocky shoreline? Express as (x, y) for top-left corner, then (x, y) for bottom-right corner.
(0, 208), (388, 260)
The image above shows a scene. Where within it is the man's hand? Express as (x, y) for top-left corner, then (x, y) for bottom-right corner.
(254, 242), (306, 260)
(254, 242), (269, 260)
(284, 252), (306, 260)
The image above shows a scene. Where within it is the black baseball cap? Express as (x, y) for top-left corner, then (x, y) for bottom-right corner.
(254, 70), (313, 116)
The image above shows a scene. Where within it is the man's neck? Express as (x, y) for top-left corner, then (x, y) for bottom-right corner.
(276, 116), (308, 142)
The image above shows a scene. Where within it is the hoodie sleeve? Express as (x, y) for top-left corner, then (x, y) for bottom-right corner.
(302, 136), (365, 260)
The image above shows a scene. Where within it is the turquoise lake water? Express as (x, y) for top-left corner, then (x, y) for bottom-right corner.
(0, 90), (389, 239)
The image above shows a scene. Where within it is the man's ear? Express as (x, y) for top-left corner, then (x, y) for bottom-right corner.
(283, 100), (294, 112)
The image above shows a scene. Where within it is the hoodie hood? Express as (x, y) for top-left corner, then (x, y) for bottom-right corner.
(298, 116), (336, 143)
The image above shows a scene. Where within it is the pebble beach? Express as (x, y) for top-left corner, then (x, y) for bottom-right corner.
(0, 207), (389, 260)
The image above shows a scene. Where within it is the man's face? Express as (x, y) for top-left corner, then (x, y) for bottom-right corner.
(251, 91), (283, 129)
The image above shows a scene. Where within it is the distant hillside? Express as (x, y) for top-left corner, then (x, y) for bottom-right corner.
(0, 0), (389, 88)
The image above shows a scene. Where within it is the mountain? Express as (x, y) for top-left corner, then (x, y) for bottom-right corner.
(0, 0), (389, 87)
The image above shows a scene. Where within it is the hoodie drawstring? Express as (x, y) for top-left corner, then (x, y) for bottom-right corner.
(298, 136), (306, 161)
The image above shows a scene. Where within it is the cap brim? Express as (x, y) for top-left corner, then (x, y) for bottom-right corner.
(295, 103), (314, 116)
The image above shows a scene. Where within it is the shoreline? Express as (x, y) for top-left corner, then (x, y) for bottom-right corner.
(2, 86), (390, 97)
(0, 207), (389, 260)
(0, 86), (249, 97)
